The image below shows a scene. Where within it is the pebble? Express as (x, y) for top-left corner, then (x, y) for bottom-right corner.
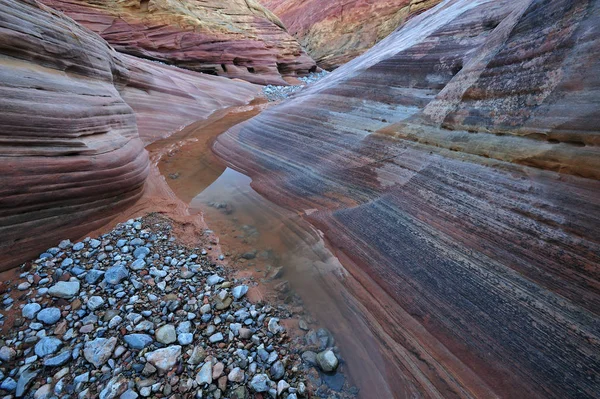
(104, 264), (129, 285)
(155, 324), (177, 344)
(145, 345), (181, 373)
(0, 347), (15, 362)
(87, 296), (105, 311)
(232, 285), (248, 299)
(34, 337), (62, 357)
(0, 216), (345, 399)
(316, 349), (339, 372)
(124, 334), (153, 350)
(48, 280), (80, 298)
(37, 308), (61, 325)
(84, 337), (117, 367)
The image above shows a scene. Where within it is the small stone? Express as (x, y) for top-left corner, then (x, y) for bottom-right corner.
(35, 337), (62, 357)
(1, 377), (17, 391)
(232, 285), (248, 299)
(36, 307), (61, 325)
(195, 362), (212, 385)
(187, 346), (206, 365)
(85, 270), (105, 285)
(130, 259), (146, 271)
(238, 328), (252, 339)
(141, 362), (157, 376)
(108, 315), (123, 329)
(133, 247), (150, 259)
(249, 374), (270, 392)
(145, 346), (181, 373)
(22, 303), (41, 319)
(209, 332), (223, 343)
(43, 351), (71, 367)
(87, 296), (105, 311)
(17, 282), (31, 291)
(277, 380), (290, 395)
(155, 324), (177, 344)
(268, 318), (282, 334)
(121, 389), (139, 399)
(212, 362), (224, 380)
(177, 333), (193, 345)
(227, 367), (244, 383)
(270, 360), (285, 380)
(124, 334), (154, 350)
(48, 281), (80, 298)
(206, 274), (224, 286)
(104, 264), (129, 285)
(16, 367), (39, 397)
(316, 350), (338, 372)
(84, 337), (117, 367)
(72, 242), (84, 251)
(0, 346), (16, 362)
(99, 374), (128, 399)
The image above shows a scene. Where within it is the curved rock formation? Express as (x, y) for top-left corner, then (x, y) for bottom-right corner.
(40, 0), (317, 85)
(0, 0), (260, 270)
(259, 0), (442, 69)
(215, 0), (600, 397)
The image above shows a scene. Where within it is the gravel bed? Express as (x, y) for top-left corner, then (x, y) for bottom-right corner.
(0, 215), (356, 399)
(262, 72), (329, 102)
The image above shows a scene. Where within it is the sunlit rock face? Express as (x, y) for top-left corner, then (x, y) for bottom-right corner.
(0, 0), (259, 270)
(39, 0), (317, 85)
(259, 0), (442, 69)
(216, 0), (600, 397)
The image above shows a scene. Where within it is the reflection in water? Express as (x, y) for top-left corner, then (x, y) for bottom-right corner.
(189, 167), (390, 398)
(156, 105), (393, 398)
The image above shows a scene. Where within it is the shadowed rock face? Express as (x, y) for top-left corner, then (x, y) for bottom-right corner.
(215, 0), (600, 397)
(39, 0), (317, 85)
(0, 0), (259, 270)
(259, 0), (442, 69)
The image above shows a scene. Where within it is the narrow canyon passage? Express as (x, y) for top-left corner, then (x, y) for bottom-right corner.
(149, 103), (400, 398)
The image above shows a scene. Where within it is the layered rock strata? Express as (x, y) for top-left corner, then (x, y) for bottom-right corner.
(40, 0), (317, 85)
(215, 0), (600, 397)
(259, 0), (442, 69)
(0, 0), (259, 270)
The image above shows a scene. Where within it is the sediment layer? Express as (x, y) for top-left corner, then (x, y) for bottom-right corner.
(40, 0), (317, 85)
(0, 0), (260, 270)
(215, 0), (600, 397)
(259, 0), (442, 69)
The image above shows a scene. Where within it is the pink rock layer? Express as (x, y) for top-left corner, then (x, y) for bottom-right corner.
(40, 0), (317, 85)
(0, 0), (260, 270)
(215, 0), (600, 397)
(259, 0), (442, 69)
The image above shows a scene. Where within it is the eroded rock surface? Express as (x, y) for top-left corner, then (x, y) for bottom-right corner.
(0, 0), (260, 270)
(40, 0), (317, 85)
(259, 0), (442, 69)
(215, 0), (600, 397)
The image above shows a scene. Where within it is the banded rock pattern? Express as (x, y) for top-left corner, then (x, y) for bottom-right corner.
(40, 0), (317, 85)
(259, 0), (442, 69)
(215, 0), (600, 397)
(0, 0), (260, 270)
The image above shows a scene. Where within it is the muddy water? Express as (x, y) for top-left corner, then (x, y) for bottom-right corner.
(156, 104), (395, 398)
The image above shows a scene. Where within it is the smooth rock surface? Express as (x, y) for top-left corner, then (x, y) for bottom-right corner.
(0, 0), (261, 271)
(259, 0), (442, 68)
(215, 1), (600, 397)
(40, 0), (316, 85)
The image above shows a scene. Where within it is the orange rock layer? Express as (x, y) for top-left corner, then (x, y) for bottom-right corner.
(215, 0), (600, 397)
(259, 0), (442, 69)
(0, 0), (260, 270)
(40, 0), (317, 85)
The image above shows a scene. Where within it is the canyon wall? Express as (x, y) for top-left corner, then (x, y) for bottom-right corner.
(259, 0), (442, 69)
(0, 0), (260, 270)
(215, 0), (600, 397)
(39, 0), (317, 85)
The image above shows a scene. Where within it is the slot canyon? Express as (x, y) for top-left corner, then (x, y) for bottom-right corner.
(0, 0), (597, 398)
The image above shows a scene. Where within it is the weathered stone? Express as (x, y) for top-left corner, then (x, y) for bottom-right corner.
(84, 337), (117, 367)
